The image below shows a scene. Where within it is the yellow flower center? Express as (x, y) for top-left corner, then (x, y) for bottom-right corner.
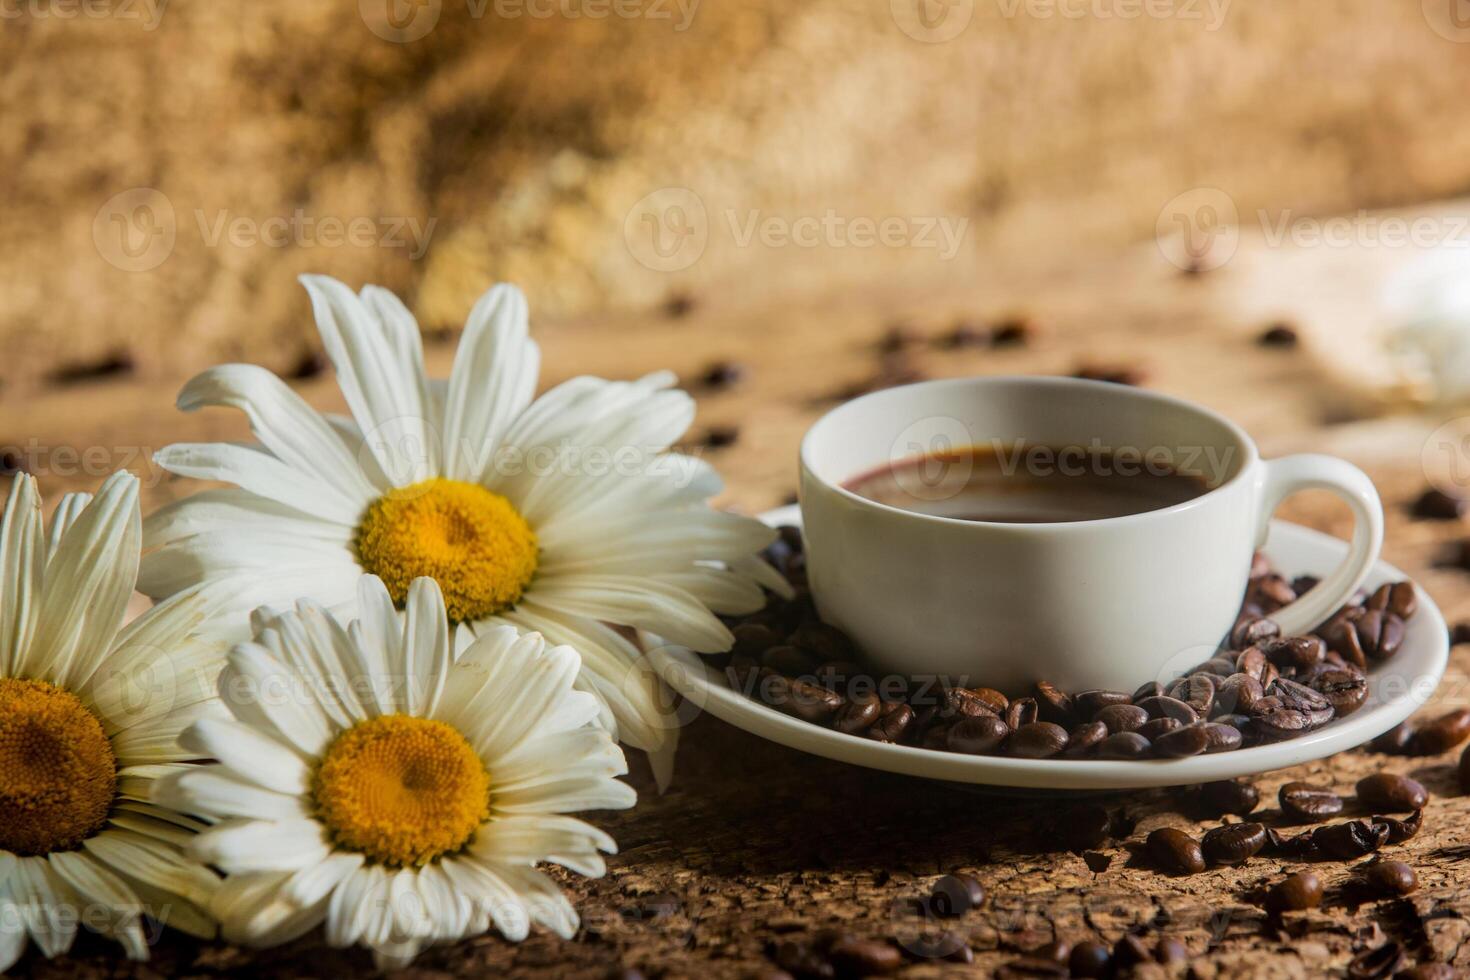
(355, 478), (538, 623)
(312, 714), (490, 868)
(0, 678), (117, 856)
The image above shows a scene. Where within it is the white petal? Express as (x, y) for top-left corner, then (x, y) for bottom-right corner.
(283, 852), (364, 908)
(178, 717), (310, 795)
(193, 819), (331, 873)
(217, 643), (333, 757)
(300, 275), (440, 486)
(19, 471), (139, 687)
(155, 767), (310, 822)
(402, 577), (450, 716)
(12, 857), (78, 958)
(153, 442), (363, 525)
(441, 283), (539, 483)
(0, 474), (44, 678)
(528, 574), (732, 652)
(175, 364), (379, 507)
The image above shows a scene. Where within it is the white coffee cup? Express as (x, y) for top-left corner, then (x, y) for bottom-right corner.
(797, 376), (1384, 693)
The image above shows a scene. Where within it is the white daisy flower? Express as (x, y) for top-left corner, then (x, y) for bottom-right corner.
(140, 274), (787, 784)
(0, 472), (224, 970)
(156, 574), (635, 970)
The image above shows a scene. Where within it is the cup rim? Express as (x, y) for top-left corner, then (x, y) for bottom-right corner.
(798, 375), (1260, 530)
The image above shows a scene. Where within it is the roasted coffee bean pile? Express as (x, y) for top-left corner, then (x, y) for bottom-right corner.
(724, 526), (1420, 760)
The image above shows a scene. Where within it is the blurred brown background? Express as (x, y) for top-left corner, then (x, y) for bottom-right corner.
(5, 0), (1470, 386)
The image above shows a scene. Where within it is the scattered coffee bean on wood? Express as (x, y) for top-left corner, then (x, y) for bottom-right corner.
(1362, 860), (1418, 896)
(1265, 871), (1322, 913)
(1452, 622), (1470, 645)
(928, 874), (984, 917)
(1201, 822), (1266, 865)
(47, 349), (135, 384)
(1313, 819), (1389, 860)
(1356, 773), (1429, 812)
(1411, 487), (1467, 521)
(1348, 942), (1404, 980)
(694, 360), (745, 390)
(990, 316), (1034, 347)
(1073, 363), (1145, 386)
(826, 935), (901, 977)
(1461, 743), (1470, 793)
(1371, 723), (1414, 755)
(696, 425), (740, 449)
(1199, 779), (1260, 816)
(1068, 942), (1111, 978)
(1279, 782), (1344, 823)
(1374, 809), (1423, 845)
(287, 348), (329, 380)
(1257, 322), (1299, 348)
(1111, 934), (1153, 970)
(1147, 828), (1205, 875)
(1408, 708), (1470, 755)
(662, 292), (696, 318)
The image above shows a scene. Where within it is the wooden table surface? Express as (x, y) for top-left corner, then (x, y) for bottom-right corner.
(10, 236), (1470, 979)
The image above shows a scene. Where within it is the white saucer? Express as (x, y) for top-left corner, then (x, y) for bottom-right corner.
(643, 506), (1449, 790)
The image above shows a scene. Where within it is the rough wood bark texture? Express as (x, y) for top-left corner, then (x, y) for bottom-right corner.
(9, 233), (1470, 978)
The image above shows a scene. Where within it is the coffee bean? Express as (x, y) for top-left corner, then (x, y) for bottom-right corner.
(1348, 942), (1403, 980)
(1067, 942), (1111, 978)
(1006, 697), (1039, 729)
(1412, 487), (1467, 520)
(1313, 819), (1389, 860)
(1005, 722), (1070, 759)
(1452, 621), (1470, 645)
(1265, 871), (1322, 913)
(1137, 695), (1199, 724)
(1262, 635), (1326, 672)
(695, 359), (744, 389)
(1200, 722), (1243, 752)
(763, 645), (820, 677)
(1131, 680), (1164, 702)
(1265, 827), (1323, 861)
(1147, 828), (1205, 875)
(929, 874), (984, 917)
(286, 348), (328, 380)
(1136, 717), (1183, 740)
(991, 316), (1034, 347)
(834, 694), (882, 734)
(1409, 708), (1470, 755)
(1199, 779), (1260, 816)
(1031, 940), (1071, 964)
(935, 686), (1001, 723)
(1461, 743), (1470, 792)
(1178, 674), (1217, 716)
(1155, 937), (1189, 964)
(1033, 681), (1078, 726)
(1152, 723), (1210, 758)
(945, 715), (1009, 754)
(1201, 822), (1266, 865)
(1249, 572), (1297, 611)
(1112, 934), (1153, 969)
(1215, 673), (1265, 716)
(1366, 581), (1418, 620)
(1320, 609), (1369, 670)
(787, 624), (852, 663)
(1231, 614), (1280, 650)
(970, 687), (1010, 714)
(1279, 782), (1344, 823)
(1357, 773), (1429, 812)
(938, 321), (989, 349)
(697, 425), (740, 449)
(1082, 850), (1112, 874)
(827, 936), (901, 976)
(1291, 574), (1321, 596)
(863, 702), (913, 743)
(1371, 723), (1413, 755)
(778, 678), (845, 724)
(1312, 668), (1368, 717)
(1095, 703), (1149, 734)
(1063, 721), (1109, 757)
(1073, 363), (1145, 386)
(1074, 689), (1132, 719)
(1374, 809), (1423, 844)
(47, 349), (134, 384)
(1362, 860), (1418, 896)
(1355, 610), (1407, 661)
(1195, 656), (1239, 677)
(733, 622), (782, 657)
(1235, 646), (1269, 681)
(1096, 731), (1152, 759)
(940, 936), (974, 964)
(1258, 322), (1299, 347)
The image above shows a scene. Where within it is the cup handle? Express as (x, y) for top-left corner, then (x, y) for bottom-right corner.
(1254, 454), (1384, 636)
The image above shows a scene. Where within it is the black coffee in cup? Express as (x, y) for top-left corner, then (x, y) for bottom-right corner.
(842, 443), (1209, 523)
